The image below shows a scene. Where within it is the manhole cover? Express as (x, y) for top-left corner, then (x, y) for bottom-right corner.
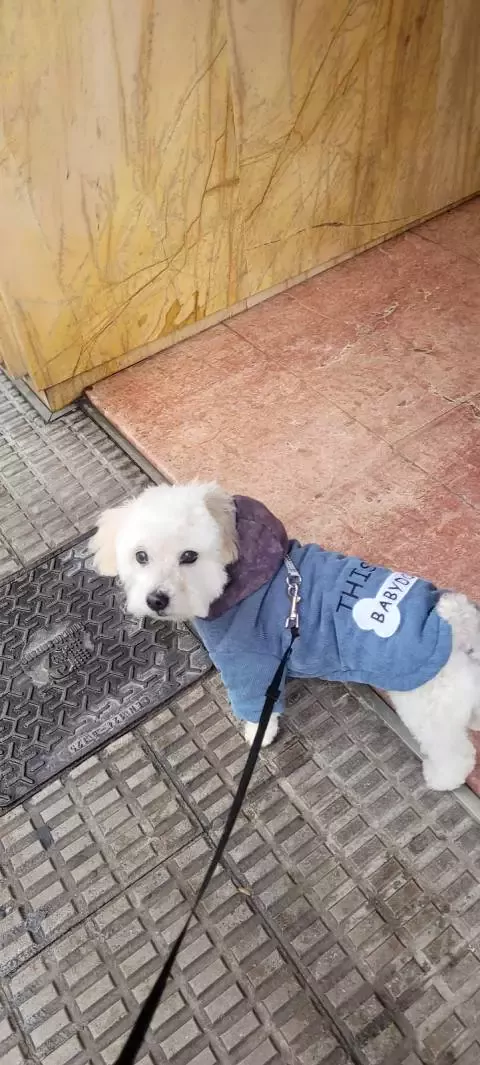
(0, 538), (211, 810)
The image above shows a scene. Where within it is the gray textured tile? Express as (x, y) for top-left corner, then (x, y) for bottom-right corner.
(0, 372), (150, 565)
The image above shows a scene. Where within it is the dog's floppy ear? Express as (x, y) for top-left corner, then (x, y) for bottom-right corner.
(89, 505), (126, 576)
(203, 483), (238, 565)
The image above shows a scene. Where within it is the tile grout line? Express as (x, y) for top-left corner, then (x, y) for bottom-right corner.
(1, 810), (204, 983)
(413, 229), (480, 268)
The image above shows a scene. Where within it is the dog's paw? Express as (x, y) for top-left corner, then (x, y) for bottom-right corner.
(422, 750), (475, 791)
(244, 713), (279, 748)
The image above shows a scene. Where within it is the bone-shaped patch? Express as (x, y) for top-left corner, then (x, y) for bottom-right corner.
(352, 572), (418, 638)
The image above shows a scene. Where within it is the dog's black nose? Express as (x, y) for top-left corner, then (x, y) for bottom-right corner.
(146, 591), (170, 613)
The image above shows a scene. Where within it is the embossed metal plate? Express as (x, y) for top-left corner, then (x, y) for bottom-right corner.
(0, 539), (211, 809)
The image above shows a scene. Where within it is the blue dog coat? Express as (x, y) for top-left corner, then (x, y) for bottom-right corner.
(194, 497), (452, 724)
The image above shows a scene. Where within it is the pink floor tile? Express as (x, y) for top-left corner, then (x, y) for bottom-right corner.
(397, 403), (480, 486)
(445, 460), (480, 511)
(360, 485), (480, 600)
(316, 448), (480, 596)
(245, 405), (391, 499)
(291, 241), (411, 332)
(283, 505), (367, 559)
(227, 291), (355, 364)
(376, 230), (467, 299)
(393, 305), (480, 403)
(417, 198), (480, 265)
(292, 231), (458, 330)
(90, 324), (261, 418)
(322, 452), (431, 538)
(305, 326), (453, 443)
(115, 366), (391, 516)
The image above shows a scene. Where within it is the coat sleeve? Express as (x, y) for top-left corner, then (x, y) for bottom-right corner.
(214, 650), (287, 723)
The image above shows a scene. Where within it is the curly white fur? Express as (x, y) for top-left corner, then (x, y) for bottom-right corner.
(90, 482), (480, 791)
(90, 482), (237, 621)
(388, 592), (480, 790)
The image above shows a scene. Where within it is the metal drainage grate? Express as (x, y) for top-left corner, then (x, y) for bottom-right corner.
(0, 537), (211, 810)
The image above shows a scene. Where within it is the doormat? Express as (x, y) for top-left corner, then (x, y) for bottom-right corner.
(0, 538), (211, 811)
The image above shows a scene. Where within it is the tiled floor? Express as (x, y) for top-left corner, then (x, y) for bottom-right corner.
(89, 197), (480, 603)
(7, 369), (480, 1065)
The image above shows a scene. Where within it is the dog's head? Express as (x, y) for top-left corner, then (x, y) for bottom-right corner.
(89, 482), (238, 620)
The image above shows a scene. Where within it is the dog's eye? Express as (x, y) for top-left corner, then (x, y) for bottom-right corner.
(179, 550), (198, 565)
(135, 550), (149, 565)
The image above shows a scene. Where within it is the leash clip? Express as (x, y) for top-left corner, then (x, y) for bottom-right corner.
(284, 556), (302, 631)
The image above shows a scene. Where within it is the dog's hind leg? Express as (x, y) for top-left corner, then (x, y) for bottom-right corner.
(389, 650), (477, 791)
(420, 730), (476, 792)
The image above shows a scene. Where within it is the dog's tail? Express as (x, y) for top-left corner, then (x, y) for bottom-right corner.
(437, 592), (480, 655)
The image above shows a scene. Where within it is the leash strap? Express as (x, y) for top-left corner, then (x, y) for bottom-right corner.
(114, 625), (298, 1065)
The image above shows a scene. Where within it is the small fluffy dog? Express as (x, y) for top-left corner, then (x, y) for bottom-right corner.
(90, 482), (480, 792)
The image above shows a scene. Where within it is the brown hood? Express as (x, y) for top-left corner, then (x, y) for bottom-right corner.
(207, 495), (289, 619)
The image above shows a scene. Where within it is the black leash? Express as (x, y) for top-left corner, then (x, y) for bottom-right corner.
(114, 626), (298, 1065)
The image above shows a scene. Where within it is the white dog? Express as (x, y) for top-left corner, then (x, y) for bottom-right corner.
(90, 481), (480, 792)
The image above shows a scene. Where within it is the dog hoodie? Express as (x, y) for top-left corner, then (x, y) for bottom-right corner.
(194, 496), (452, 724)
